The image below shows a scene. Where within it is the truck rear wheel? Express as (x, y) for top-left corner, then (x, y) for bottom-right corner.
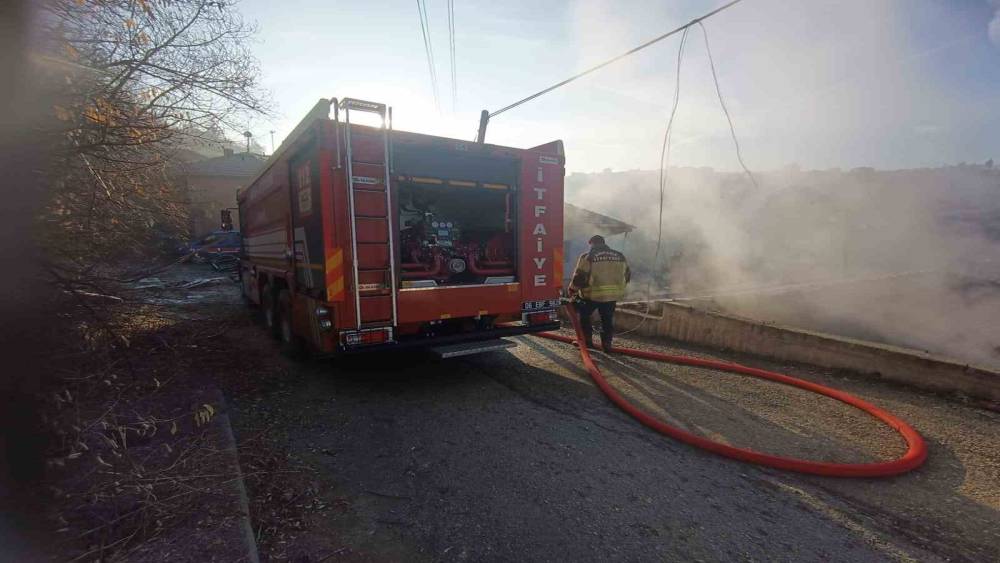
(277, 290), (305, 358)
(240, 267), (256, 308)
(262, 285), (280, 339)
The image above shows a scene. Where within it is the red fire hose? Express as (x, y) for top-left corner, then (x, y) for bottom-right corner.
(534, 306), (927, 477)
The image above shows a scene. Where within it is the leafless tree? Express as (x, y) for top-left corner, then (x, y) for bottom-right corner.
(38, 0), (270, 290)
(19, 2), (271, 558)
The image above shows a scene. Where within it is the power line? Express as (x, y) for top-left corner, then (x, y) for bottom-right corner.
(486, 0), (744, 119)
(653, 27), (690, 269)
(416, 0), (440, 110)
(447, 0), (457, 111)
(417, 0), (440, 110)
(619, 27), (691, 339)
(698, 22), (758, 189)
(630, 22), (757, 336)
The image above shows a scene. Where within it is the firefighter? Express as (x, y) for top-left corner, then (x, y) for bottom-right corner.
(569, 234), (631, 352)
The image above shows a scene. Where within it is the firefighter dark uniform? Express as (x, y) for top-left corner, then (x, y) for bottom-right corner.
(569, 237), (630, 352)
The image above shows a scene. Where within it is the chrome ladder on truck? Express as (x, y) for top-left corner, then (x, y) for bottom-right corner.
(338, 98), (398, 339)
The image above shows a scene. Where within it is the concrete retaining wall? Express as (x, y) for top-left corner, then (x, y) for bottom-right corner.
(614, 302), (1000, 403)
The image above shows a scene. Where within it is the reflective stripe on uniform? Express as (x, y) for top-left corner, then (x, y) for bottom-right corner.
(585, 284), (626, 301)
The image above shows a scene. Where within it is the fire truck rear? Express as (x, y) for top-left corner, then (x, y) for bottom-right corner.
(237, 98), (563, 356)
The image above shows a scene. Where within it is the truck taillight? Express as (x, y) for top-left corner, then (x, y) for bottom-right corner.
(525, 311), (558, 325)
(522, 299), (560, 325)
(315, 307), (332, 331)
(340, 328), (393, 348)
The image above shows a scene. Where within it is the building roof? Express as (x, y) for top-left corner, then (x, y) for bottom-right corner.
(564, 202), (636, 236)
(184, 152), (266, 177)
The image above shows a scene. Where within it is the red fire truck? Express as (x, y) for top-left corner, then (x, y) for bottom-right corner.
(237, 98), (564, 356)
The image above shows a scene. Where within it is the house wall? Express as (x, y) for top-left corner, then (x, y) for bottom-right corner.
(186, 174), (245, 237)
(613, 301), (1000, 403)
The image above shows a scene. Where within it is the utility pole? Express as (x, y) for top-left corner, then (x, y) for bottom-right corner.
(269, 130), (275, 155)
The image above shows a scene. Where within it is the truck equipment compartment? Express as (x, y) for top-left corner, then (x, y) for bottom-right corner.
(398, 181), (516, 287)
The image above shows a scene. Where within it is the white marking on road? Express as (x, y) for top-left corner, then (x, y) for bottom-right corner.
(764, 478), (921, 563)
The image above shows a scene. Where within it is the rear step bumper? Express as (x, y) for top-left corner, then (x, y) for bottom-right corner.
(338, 321), (560, 355)
(429, 339), (517, 359)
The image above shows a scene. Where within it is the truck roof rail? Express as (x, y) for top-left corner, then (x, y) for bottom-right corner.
(339, 98), (386, 116)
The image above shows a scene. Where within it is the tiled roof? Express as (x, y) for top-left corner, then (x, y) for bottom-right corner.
(565, 202), (636, 235)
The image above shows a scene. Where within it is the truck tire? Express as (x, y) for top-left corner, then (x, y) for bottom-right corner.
(277, 289), (305, 358)
(239, 265), (255, 308)
(262, 285), (280, 339)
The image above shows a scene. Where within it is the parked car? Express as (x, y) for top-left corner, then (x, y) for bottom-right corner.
(179, 230), (241, 256)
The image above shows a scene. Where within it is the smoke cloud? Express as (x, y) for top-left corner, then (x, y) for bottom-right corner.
(990, 1), (1000, 46)
(566, 165), (1000, 369)
(553, 1), (1000, 369)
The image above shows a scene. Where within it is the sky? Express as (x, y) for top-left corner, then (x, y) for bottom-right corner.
(238, 0), (1000, 173)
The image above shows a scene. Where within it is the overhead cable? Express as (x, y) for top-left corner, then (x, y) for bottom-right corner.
(653, 27), (690, 269)
(448, 0), (457, 110)
(487, 0), (744, 119)
(416, 0), (441, 110)
(618, 26), (690, 339)
(698, 21), (759, 189)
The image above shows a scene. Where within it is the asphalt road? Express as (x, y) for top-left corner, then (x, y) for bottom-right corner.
(221, 299), (1000, 561)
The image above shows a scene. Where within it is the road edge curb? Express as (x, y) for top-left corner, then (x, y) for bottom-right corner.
(212, 389), (261, 563)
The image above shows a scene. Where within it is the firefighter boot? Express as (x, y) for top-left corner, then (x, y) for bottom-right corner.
(600, 332), (613, 353)
(580, 326), (597, 350)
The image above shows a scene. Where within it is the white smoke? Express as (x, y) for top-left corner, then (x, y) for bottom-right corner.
(566, 165), (1000, 369)
(990, 1), (1000, 46)
(554, 1), (1000, 368)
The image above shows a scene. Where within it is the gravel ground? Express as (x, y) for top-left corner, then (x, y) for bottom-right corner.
(219, 309), (1000, 562)
(574, 332), (1000, 561)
